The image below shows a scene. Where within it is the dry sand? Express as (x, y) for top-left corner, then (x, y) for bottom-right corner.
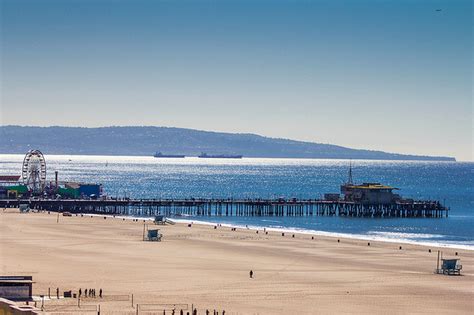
(1, 209), (473, 314)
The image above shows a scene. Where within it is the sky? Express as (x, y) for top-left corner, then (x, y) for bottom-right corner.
(1, 0), (472, 161)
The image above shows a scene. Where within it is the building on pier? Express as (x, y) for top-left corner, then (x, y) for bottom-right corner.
(341, 182), (401, 204)
(0, 175), (28, 199)
(59, 182), (102, 199)
(338, 163), (401, 205)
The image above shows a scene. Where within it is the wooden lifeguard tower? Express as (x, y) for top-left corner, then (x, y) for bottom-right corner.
(436, 258), (462, 275)
(146, 229), (162, 242)
(435, 251), (462, 275)
(143, 224), (162, 242)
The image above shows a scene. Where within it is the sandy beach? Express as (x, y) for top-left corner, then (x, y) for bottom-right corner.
(1, 209), (473, 314)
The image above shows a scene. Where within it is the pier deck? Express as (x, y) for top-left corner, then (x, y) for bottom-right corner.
(0, 198), (448, 218)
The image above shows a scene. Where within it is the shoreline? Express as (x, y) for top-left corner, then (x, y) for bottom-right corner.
(83, 212), (474, 251)
(170, 218), (474, 251)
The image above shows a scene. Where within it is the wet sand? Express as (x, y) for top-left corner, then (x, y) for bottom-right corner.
(1, 210), (473, 314)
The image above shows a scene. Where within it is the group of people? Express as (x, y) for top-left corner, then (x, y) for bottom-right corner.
(78, 288), (102, 298)
(167, 309), (225, 315)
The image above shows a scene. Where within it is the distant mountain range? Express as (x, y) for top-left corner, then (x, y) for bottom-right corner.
(0, 126), (455, 161)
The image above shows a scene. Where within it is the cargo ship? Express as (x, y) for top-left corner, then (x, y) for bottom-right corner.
(198, 153), (243, 159)
(153, 152), (186, 158)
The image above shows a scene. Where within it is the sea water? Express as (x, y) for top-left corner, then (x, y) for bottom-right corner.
(1, 154), (472, 249)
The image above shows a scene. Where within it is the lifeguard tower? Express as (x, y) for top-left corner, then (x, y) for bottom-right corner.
(436, 258), (462, 275)
(144, 227), (162, 242)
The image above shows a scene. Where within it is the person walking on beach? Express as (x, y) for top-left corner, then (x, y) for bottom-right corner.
(79, 288), (82, 298)
(249, 270), (254, 279)
(99, 288), (102, 298)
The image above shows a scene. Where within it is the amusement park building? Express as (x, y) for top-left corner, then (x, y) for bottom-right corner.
(59, 182), (102, 199)
(0, 175), (28, 199)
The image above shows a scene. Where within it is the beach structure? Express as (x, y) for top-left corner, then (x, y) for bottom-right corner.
(0, 175), (27, 199)
(0, 298), (39, 314)
(19, 203), (30, 212)
(1, 155), (448, 218)
(323, 193), (340, 201)
(0, 175), (21, 184)
(154, 215), (166, 224)
(2, 150), (102, 199)
(337, 163), (401, 204)
(22, 150), (47, 194)
(57, 183), (80, 199)
(1, 179), (102, 200)
(146, 229), (162, 241)
(0, 276), (33, 301)
(436, 259), (462, 275)
(341, 183), (401, 204)
(154, 215), (175, 225)
(1, 196), (448, 218)
(61, 182), (102, 199)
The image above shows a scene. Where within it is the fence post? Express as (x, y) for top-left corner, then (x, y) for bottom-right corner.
(437, 250), (440, 271)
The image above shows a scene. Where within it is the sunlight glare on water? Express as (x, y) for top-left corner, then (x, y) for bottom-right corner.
(1, 154), (473, 248)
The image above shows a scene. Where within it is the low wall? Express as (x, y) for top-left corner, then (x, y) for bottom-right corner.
(0, 298), (40, 315)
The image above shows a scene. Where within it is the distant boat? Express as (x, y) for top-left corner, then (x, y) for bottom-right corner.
(198, 153), (243, 159)
(154, 152), (186, 158)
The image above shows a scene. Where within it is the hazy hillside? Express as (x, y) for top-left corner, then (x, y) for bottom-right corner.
(0, 126), (455, 161)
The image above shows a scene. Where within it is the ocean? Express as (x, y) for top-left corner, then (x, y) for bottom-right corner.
(1, 154), (473, 249)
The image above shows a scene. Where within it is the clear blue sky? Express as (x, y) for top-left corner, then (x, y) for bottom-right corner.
(1, 0), (472, 160)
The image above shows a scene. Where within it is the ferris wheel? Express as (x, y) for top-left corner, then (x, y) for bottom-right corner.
(22, 150), (47, 193)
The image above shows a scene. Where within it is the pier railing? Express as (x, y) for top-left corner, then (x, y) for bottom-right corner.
(0, 198), (448, 218)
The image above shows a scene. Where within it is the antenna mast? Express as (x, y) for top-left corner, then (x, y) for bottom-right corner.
(348, 161), (353, 184)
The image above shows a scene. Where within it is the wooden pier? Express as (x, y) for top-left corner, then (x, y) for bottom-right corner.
(0, 198), (449, 218)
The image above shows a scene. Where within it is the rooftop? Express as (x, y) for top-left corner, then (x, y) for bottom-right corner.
(0, 175), (21, 182)
(0, 279), (34, 284)
(344, 182), (399, 190)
